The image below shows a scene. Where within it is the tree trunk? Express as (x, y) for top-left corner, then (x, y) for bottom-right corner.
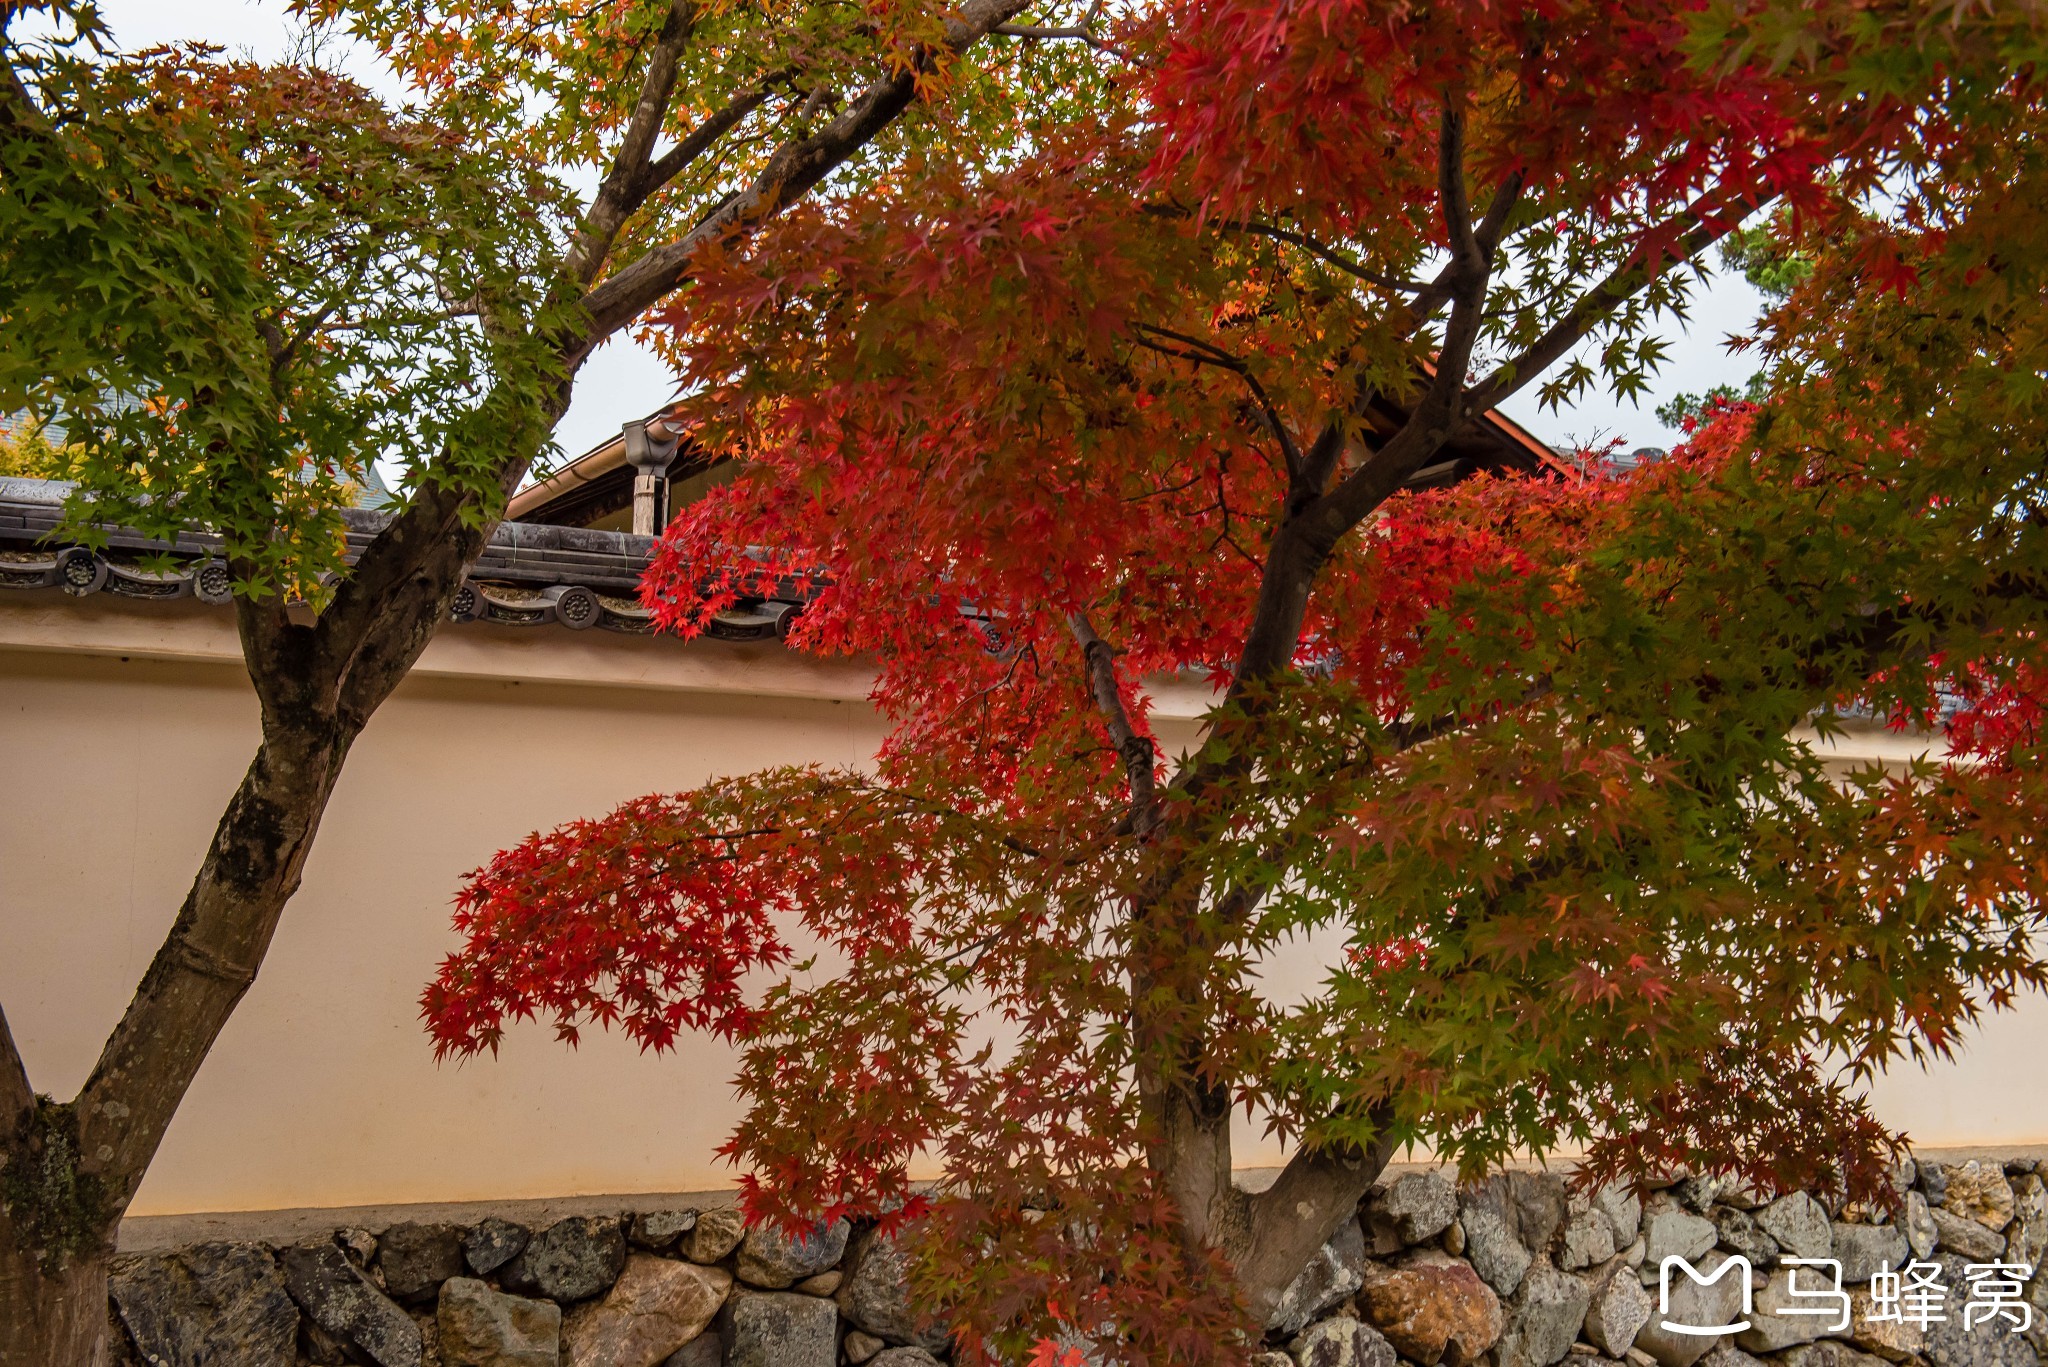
(0, 1099), (115, 1367)
(0, 718), (355, 1367)
(1225, 1132), (1394, 1327)
(0, 1244), (109, 1367)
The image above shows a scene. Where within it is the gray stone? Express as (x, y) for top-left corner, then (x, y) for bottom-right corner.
(1919, 1163), (1948, 1206)
(1593, 1186), (1644, 1246)
(1457, 1173), (1571, 1298)
(1921, 1254), (2037, 1367)
(837, 1227), (950, 1351)
(629, 1210), (698, 1252)
(1712, 1209), (1778, 1268)
(2024, 1265), (2048, 1352)
(1693, 1346), (1766, 1367)
(1930, 1205), (2007, 1260)
(795, 1269), (841, 1296)
(1495, 1258), (1591, 1367)
(279, 1240), (423, 1367)
(1717, 1184), (1765, 1213)
(1268, 1218), (1368, 1335)
(1642, 1206), (1718, 1268)
(724, 1290), (836, 1367)
(1364, 1172), (1459, 1253)
(870, 1351), (946, 1367)
(1290, 1316), (1398, 1367)
(683, 1208), (747, 1264)
(1671, 1178), (1723, 1215)
(436, 1278), (560, 1367)
(1633, 1251), (1748, 1367)
(1755, 1194), (1833, 1261)
(1561, 1209), (1619, 1271)
(562, 1254), (730, 1367)
(1511, 1173), (1571, 1256)
(1460, 1182), (1533, 1297)
(661, 1326), (723, 1367)
(1252, 1355), (1295, 1367)
(1581, 1263), (1653, 1358)
(1902, 1193), (1937, 1261)
(1776, 1344), (1891, 1367)
(339, 1229), (380, 1270)
(377, 1224), (465, 1304)
(844, 1330), (887, 1363)
(462, 1219), (528, 1278)
(2005, 1173), (2047, 1269)
(1829, 1223), (1906, 1285)
(110, 1242), (298, 1367)
(1923, 1313), (2037, 1367)
(1844, 1286), (1924, 1363)
(500, 1217), (627, 1304)
(1938, 1163), (2016, 1230)
(1735, 1264), (1843, 1353)
(734, 1217), (850, 1289)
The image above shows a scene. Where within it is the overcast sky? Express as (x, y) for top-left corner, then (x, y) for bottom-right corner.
(83, 0), (1771, 460)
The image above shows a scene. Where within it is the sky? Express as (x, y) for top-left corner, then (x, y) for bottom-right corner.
(79, 0), (1772, 460)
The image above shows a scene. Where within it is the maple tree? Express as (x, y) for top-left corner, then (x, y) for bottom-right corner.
(0, 0), (1076, 1361)
(428, 1), (2048, 1363)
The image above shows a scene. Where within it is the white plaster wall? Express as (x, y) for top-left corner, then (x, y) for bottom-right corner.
(1, 595), (2042, 1218)
(0, 604), (891, 1214)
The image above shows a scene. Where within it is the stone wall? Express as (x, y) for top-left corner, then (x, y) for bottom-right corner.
(104, 1158), (2048, 1367)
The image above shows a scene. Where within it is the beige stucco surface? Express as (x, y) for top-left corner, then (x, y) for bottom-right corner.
(1, 593), (2043, 1219)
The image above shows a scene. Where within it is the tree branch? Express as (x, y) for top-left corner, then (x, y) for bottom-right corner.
(576, 0), (1037, 344)
(635, 83), (776, 200)
(1228, 216), (1424, 293)
(1462, 193), (1762, 415)
(1474, 170), (1526, 260)
(565, 0), (701, 286)
(992, 22), (1090, 37)
(1386, 676), (1555, 752)
(0, 24), (49, 139)
(990, 15), (1134, 61)
(1067, 612), (1158, 833)
(1216, 105), (1498, 702)
(1310, 112), (1497, 529)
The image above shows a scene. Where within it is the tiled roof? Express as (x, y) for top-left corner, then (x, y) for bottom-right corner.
(0, 477), (802, 643)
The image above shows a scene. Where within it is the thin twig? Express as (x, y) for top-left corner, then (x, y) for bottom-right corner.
(1143, 204), (1425, 294)
(1133, 323), (1305, 480)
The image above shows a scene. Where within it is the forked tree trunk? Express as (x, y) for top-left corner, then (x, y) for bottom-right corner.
(0, 718), (358, 1367)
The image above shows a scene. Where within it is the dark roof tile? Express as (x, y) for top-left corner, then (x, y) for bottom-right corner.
(0, 477), (794, 643)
